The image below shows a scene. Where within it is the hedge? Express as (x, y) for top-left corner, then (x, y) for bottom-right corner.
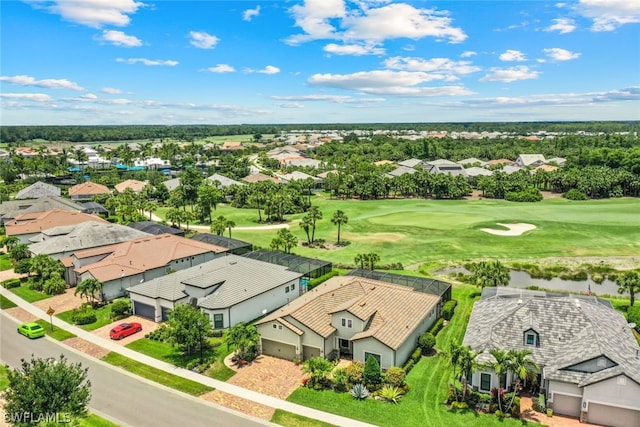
(429, 318), (444, 336)
(308, 270), (340, 289)
(442, 299), (458, 321)
(72, 308), (97, 325)
(2, 278), (21, 289)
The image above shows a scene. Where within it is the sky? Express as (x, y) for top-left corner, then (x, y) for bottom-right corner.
(1, 0), (639, 125)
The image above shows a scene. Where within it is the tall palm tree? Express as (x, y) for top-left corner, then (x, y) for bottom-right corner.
(354, 253), (368, 269)
(226, 219), (236, 239)
(617, 270), (640, 306)
(307, 206), (323, 243)
(367, 252), (380, 270)
(504, 349), (540, 412)
(489, 349), (510, 412)
(331, 210), (348, 245)
(299, 215), (312, 244)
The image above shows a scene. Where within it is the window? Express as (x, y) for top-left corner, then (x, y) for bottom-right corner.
(291, 283), (295, 291)
(526, 334), (535, 346)
(285, 286), (290, 293)
(273, 324), (277, 329)
(364, 352), (381, 366)
(341, 318), (352, 328)
(213, 314), (224, 329)
(480, 373), (492, 392)
(339, 339), (349, 348)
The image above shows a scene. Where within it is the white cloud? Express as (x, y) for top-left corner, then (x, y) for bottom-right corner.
(102, 87), (122, 94)
(80, 93), (98, 100)
(271, 94), (386, 104)
(243, 6), (260, 21)
(499, 50), (527, 62)
(207, 64), (235, 73)
(0, 75), (84, 90)
(543, 48), (581, 61)
(545, 18), (577, 33)
(461, 51), (477, 58)
(98, 30), (142, 47)
(116, 58), (178, 66)
(189, 31), (219, 49)
(0, 93), (54, 102)
(258, 65), (281, 74)
(31, 0), (144, 28)
(480, 66), (540, 83)
(384, 57), (481, 77)
(576, 0), (640, 31)
(323, 43), (385, 56)
(286, 0), (346, 44)
(308, 70), (473, 96)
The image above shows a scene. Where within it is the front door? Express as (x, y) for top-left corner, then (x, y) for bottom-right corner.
(339, 338), (352, 356)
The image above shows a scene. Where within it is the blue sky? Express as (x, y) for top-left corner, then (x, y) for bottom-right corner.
(1, 0), (639, 125)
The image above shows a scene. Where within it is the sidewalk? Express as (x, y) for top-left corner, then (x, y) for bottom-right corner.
(0, 286), (374, 427)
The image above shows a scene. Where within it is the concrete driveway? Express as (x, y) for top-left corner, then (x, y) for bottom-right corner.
(91, 315), (159, 346)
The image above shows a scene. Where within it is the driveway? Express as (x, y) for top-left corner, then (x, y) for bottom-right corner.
(33, 287), (85, 313)
(520, 396), (603, 427)
(91, 315), (159, 346)
(227, 355), (305, 399)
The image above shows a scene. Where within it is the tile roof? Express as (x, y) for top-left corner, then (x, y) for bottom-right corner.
(15, 181), (61, 200)
(242, 173), (279, 183)
(517, 154), (546, 166)
(127, 221), (184, 236)
(462, 291), (640, 386)
(190, 233), (252, 251)
(5, 209), (107, 236)
(206, 173), (244, 188)
(69, 181), (110, 196)
(397, 158), (424, 168)
(0, 197), (86, 221)
(115, 179), (147, 193)
(127, 254), (302, 306)
(258, 276), (440, 350)
(75, 233), (227, 282)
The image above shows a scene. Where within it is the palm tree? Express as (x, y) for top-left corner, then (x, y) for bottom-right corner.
(226, 219), (236, 239)
(489, 349), (510, 412)
(307, 206), (323, 243)
(211, 216), (228, 236)
(75, 278), (103, 306)
(302, 357), (334, 388)
(448, 343), (478, 402)
(469, 260), (510, 289)
(277, 229), (297, 254)
(354, 253), (368, 269)
(331, 210), (348, 245)
(299, 215), (312, 244)
(616, 270), (640, 306)
(225, 322), (259, 361)
(367, 252), (380, 270)
(504, 349), (539, 412)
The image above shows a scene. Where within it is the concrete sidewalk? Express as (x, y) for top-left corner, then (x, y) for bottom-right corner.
(0, 287), (374, 427)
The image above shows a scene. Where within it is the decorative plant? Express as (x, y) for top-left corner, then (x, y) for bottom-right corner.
(350, 383), (370, 400)
(379, 385), (404, 404)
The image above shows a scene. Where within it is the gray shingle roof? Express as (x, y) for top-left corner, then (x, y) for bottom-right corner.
(15, 181), (61, 199)
(463, 290), (640, 386)
(128, 221), (185, 236)
(0, 196), (85, 222)
(127, 254), (302, 307)
(206, 173), (244, 188)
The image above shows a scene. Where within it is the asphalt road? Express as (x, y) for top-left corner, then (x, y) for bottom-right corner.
(1, 314), (270, 427)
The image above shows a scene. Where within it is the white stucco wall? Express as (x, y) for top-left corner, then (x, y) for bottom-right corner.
(471, 369), (500, 393)
(353, 337), (394, 370)
(548, 380), (583, 402)
(395, 305), (438, 367)
(284, 316), (327, 355)
(583, 375), (640, 411)
(331, 311), (364, 339)
(258, 320), (302, 355)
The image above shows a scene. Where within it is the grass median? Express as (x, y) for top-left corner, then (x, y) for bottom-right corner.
(35, 319), (76, 341)
(101, 352), (214, 396)
(270, 409), (336, 427)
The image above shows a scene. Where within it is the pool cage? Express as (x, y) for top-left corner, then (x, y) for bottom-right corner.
(346, 269), (452, 303)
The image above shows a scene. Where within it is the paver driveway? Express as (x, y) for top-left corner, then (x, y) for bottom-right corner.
(227, 355), (305, 399)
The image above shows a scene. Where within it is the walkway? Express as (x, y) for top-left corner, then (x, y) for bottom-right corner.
(145, 212), (289, 231)
(520, 395), (602, 427)
(0, 286), (373, 427)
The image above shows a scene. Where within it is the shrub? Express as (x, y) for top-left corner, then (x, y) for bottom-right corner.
(43, 276), (67, 295)
(505, 188), (543, 202)
(211, 329), (224, 338)
(308, 270), (340, 289)
(564, 189), (589, 200)
(28, 278), (43, 292)
(441, 299), (458, 320)
(13, 258), (31, 274)
(379, 385), (403, 404)
(72, 307), (97, 325)
(345, 361), (364, 384)
(402, 359), (415, 374)
(350, 383), (370, 400)
(532, 393), (546, 412)
(418, 333), (436, 355)
(332, 367), (349, 392)
(429, 318), (445, 336)
(363, 355), (381, 386)
(383, 366), (406, 388)
(450, 401), (469, 410)
(511, 396), (521, 417)
(2, 278), (21, 289)
(111, 299), (131, 319)
(627, 306), (640, 333)
(411, 347), (422, 363)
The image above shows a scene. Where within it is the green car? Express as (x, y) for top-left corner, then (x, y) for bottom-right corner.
(17, 322), (46, 339)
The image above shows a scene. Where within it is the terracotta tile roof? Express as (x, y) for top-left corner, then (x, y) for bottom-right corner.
(242, 173), (279, 183)
(258, 276), (441, 350)
(69, 181), (111, 196)
(534, 164), (558, 172)
(75, 234), (227, 282)
(486, 158), (514, 166)
(115, 179), (147, 193)
(5, 209), (107, 236)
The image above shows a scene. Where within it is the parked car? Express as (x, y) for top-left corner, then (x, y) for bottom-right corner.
(109, 322), (142, 340)
(18, 322), (45, 339)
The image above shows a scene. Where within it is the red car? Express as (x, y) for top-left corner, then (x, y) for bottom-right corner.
(109, 322), (142, 340)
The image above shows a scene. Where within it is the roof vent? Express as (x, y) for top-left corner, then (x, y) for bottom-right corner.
(370, 286), (376, 290)
(517, 299), (523, 304)
(574, 299), (581, 308)
(359, 301), (366, 307)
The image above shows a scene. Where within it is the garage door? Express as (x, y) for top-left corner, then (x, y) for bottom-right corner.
(261, 339), (296, 361)
(302, 345), (321, 360)
(588, 403), (640, 427)
(133, 301), (155, 320)
(552, 394), (581, 417)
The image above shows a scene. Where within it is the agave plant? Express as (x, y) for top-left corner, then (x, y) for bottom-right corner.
(350, 383), (370, 400)
(379, 385), (404, 404)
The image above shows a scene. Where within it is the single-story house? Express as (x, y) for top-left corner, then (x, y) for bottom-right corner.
(485, 159), (514, 167)
(69, 181), (111, 201)
(463, 288), (640, 427)
(397, 158), (425, 168)
(546, 157), (567, 166)
(190, 233), (253, 255)
(279, 171), (323, 185)
(127, 254), (302, 325)
(206, 173), (245, 188)
(242, 173), (280, 184)
(15, 181), (61, 200)
(425, 159), (468, 177)
(114, 179), (148, 194)
(163, 178), (181, 192)
(256, 276), (441, 369)
(69, 233), (228, 300)
(5, 209), (108, 244)
(386, 165), (418, 178)
(0, 196), (86, 224)
(515, 154), (546, 168)
(128, 221), (185, 237)
(465, 167), (494, 177)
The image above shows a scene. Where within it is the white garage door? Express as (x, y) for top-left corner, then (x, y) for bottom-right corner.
(552, 394), (581, 417)
(261, 339), (296, 361)
(588, 403), (640, 427)
(302, 345), (321, 360)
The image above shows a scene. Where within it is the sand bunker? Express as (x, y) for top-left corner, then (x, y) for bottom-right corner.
(480, 223), (537, 236)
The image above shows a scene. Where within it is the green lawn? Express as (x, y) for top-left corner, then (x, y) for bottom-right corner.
(9, 284), (52, 303)
(101, 352), (214, 396)
(0, 294), (17, 309)
(0, 364), (9, 390)
(34, 319), (77, 341)
(77, 414), (121, 427)
(155, 197), (640, 266)
(287, 285), (535, 427)
(57, 303), (117, 331)
(0, 254), (13, 271)
(126, 337), (236, 381)
(270, 409), (336, 427)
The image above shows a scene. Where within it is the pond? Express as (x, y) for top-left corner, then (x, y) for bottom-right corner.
(436, 267), (636, 297)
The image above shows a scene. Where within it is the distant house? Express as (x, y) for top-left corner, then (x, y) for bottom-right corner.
(220, 141), (245, 151)
(127, 254), (302, 325)
(256, 276), (440, 369)
(128, 221), (185, 237)
(533, 164), (558, 173)
(69, 181), (111, 201)
(425, 159), (468, 177)
(486, 159), (514, 167)
(282, 158), (321, 168)
(115, 179), (148, 194)
(242, 173), (279, 184)
(206, 173), (244, 188)
(80, 202), (109, 216)
(386, 165), (418, 178)
(465, 167), (493, 177)
(280, 171), (322, 185)
(70, 234), (228, 300)
(191, 233), (253, 255)
(463, 288), (640, 427)
(546, 157), (567, 166)
(515, 154), (546, 168)
(15, 181), (61, 200)
(5, 209), (107, 244)
(501, 165), (524, 175)
(457, 158), (487, 167)
(0, 196), (86, 225)
(397, 158), (425, 168)
(163, 178), (181, 192)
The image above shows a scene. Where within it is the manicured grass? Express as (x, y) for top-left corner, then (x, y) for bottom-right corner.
(34, 319), (77, 341)
(0, 294), (17, 309)
(57, 303), (117, 331)
(0, 365), (9, 390)
(9, 284), (52, 303)
(0, 254), (13, 271)
(126, 337), (236, 381)
(77, 414), (121, 427)
(101, 352), (214, 396)
(287, 284), (534, 427)
(270, 409), (336, 427)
